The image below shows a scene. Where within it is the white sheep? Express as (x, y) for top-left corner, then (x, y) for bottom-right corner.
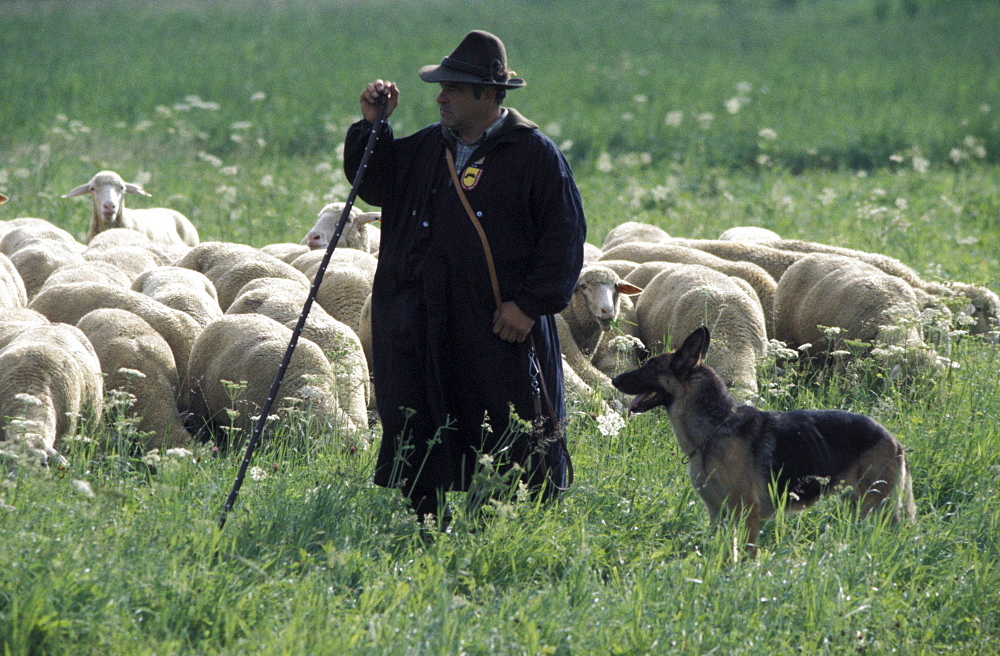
(601, 220), (672, 251)
(718, 226), (781, 242)
(227, 277), (370, 429)
(62, 170), (199, 247)
(556, 264), (642, 390)
(76, 308), (193, 451)
(301, 202), (382, 255)
(260, 242), (311, 265)
(289, 248), (377, 334)
(36, 260), (133, 295)
(773, 253), (940, 372)
(27, 281), (202, 387)
(601, 242), (778, 336)
(582, 242), (604, 264)
(131, 266), (223, 328)
(1, 222), (87, 299)
(176, 241), (311, 310)
(0, 322), (104, 466)
(184, 313), (362, 440)
(635, 264), (768, 394)
(0, 253), (27, 309)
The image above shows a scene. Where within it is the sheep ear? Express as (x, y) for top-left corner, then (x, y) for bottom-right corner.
(615, 281), (643, 296)
(125, 182), (152, 197)
(355, 211), (381, 225)
(62, 183), (92, 198)
(0, 193), (7, 204)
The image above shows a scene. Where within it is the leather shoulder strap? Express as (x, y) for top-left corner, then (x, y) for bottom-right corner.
(446, 148), (503, 311)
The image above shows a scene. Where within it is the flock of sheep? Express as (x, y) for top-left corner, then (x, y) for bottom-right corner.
(2, 169), (998, 468)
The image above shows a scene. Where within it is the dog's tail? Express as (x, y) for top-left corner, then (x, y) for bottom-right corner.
(896, 454), (917, 522)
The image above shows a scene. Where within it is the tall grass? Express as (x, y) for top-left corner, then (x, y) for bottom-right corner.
(2, 1), (1000, 654)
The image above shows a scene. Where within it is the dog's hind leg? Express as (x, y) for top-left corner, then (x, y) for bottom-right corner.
(849, 439), (911, 521)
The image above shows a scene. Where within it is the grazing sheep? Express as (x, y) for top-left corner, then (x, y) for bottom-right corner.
(0, 253), (27, 308)
(27, 281), (202, 386)
(85, 227), (186, 265)
(83, 243), (161, 281)
(76, 308), (193, 451)
(770, 238), (1000, 333)
(36, 260), (133, 295)
(260, 242), (310, 265)
(555, 265), (644, 399)
(301, 202), (382, 255)
(582, 242), (604, 264)
(227, 277), (370, 428)
(0, 322), (104, 466)
(175, 241), (310, 310)
(131, 266), (223, 327)
(184, 313), (362, 440)
(773, 253), (940, 372)
(635, 264), (768, 394)
(601, 220), (671, 251)
(7, 241), (87, 299)
(0, 308), (48, 349)
(719, 226), (781, 242)
(0, 221), (83, 257)
(289, 248), (377, 334)
(601, 242), (778, 336)
(357, 292), (374, 377)
(62, 170), (199, 247)
(655, 238), (804, 281)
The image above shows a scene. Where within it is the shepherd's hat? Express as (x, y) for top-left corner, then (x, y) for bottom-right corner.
(419, 30), (526, 89)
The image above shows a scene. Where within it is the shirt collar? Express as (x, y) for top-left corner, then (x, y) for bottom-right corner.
(443, 107), (508, 146)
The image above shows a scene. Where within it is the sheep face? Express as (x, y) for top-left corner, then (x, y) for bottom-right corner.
(575, 269), (642, 332)
(302, 202), (381, 252)
(64, 171), (150, 228)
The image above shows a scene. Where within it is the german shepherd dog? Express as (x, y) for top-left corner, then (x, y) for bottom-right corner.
(612, 326), (916, 551)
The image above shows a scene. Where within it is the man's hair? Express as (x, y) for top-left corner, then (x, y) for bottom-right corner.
(471, 84), (506, 105)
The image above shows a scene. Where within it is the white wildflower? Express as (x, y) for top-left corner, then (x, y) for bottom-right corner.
(664, 111), (684, 127)
(758, 128), (778, 140)
(165, 448), (194, 459)
(725, 97), (743, 114)
(72, 480), (96, 498)
(912, 156), (930, 173)
(596, 412), (626, 437)
(249, 466), (268, 481)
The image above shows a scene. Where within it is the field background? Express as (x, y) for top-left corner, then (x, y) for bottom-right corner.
(2, 0), (1000, 654)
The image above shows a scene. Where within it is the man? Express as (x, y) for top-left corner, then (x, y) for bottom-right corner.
(344, 30), (586, 524)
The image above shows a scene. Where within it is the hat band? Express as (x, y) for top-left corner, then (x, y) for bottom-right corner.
(440, 55), (506, 83)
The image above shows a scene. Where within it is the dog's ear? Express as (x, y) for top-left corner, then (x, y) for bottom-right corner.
(673, 326), (710, 375)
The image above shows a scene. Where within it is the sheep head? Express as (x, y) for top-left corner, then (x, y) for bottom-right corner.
(574, 265), (643, 332)
(302, 202), (380, 252)
(63, 170), (151, 232)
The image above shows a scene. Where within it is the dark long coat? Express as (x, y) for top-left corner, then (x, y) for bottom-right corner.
(344, 108), (586, 494)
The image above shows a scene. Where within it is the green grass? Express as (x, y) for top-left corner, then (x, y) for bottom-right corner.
(3, 0), (1000, 654)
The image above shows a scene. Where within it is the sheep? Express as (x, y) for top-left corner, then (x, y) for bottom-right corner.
(0, 220), (83, 257)
(0, 252), (27, 309)
(85, 227), (186, 265)
(718, 226), (781, 242)
(582, 242), (604, 264)
(635, 264), (768, 395)
(554, 265), (644, 400)
(226, 277), (371, 429)
(639, 238), (802, 282)
(62, 170), (199, 247)
(301, 202), (382, 255)
(76, 308), (193, 451)
(7, 241), (87, 299)
(0, 308), (48, 349)
(0, 322), (104, 467)
(184, 313), (363, 441)
(601, 242), (778, 336)
(773, 253), (941, 373)
(131, 266), (223, 328)
(36, 260), (133, 295)
(260, 242), (311, 265)
(27, 281), (202, 387)
(601, 220), (671, 251)
(176, 241), (311, 310)
(769, 238), (1000, 333)
(289, 248), (377, 334)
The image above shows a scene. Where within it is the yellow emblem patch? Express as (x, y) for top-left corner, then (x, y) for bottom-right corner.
(461, 162), (484, 190)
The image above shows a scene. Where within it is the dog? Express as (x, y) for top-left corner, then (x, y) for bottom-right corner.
(612, 326), (916, 551)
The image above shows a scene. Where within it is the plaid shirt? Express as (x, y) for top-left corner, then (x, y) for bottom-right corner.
(444, 108), (508, 171)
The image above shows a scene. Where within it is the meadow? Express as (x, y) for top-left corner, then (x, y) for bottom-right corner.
(2, 0), (1000, 653)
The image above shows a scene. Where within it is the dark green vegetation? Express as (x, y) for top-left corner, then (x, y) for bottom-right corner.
(2, 1), (999, 654)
